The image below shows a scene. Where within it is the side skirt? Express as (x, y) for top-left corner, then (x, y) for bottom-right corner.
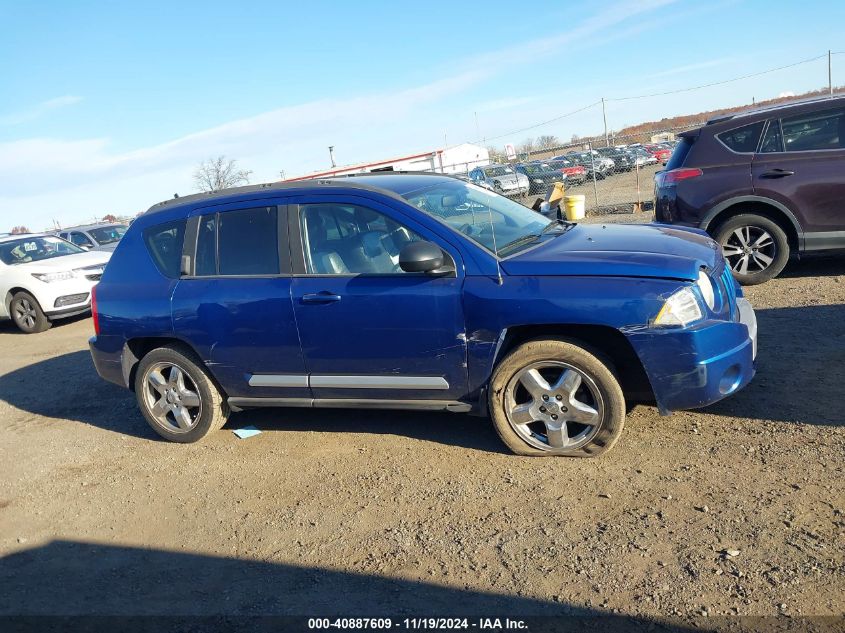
(227, 397), (473, 414)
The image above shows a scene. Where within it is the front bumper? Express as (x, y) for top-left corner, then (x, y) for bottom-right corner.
(627, 298), (757, 413)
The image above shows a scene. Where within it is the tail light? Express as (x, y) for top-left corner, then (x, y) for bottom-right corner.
(91, 284), (100, 335)
(657, 167), (703, 187)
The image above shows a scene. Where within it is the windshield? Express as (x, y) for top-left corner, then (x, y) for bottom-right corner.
(400, 180), (551, 257)
(0, 236), (85, 265)
(522, 164), (544, 175)
(89, 225), (127, 245)
(483, 166), (513, 177)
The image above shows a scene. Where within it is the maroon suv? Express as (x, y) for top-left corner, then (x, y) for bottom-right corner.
(654, 95), (845, 284)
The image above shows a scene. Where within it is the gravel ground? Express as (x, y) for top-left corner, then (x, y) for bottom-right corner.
(0, 245), (843, 629)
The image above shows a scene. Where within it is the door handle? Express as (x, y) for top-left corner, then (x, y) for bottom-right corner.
(760, 169), (795, 178)
(301, 292), (342, 304)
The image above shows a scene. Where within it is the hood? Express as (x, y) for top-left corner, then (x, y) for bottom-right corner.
(16, 249), (111, 274)
(501, 223), (720, 281)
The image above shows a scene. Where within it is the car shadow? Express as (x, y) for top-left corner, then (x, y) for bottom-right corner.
(0, 540), (698, 631)
(0, 350), (507, 453)
(0, 313), (90, 335)
(780, 252), (845, 279)
(701, 304), (845, 426)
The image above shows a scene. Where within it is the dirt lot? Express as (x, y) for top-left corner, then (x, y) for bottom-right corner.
(1, 244), (843, 628)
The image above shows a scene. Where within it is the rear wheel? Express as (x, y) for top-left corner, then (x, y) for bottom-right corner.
(489, 339), (626, 457)
(135, 346), (229, 443)
(714, 214), (789, 285)
(10, 291), (51, 334)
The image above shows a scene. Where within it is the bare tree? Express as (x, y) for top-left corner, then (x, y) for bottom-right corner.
(518, 138), (536, 156)
(536, 135), (559, 149)
(10, 226), (30, 234)
(102, 214), (118, 223)
(193, 156), (252, 192)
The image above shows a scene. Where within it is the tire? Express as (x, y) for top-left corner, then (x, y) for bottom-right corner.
(714, 214), (790, 285)
(10, 291), (51, 334)
(488, 338), (626, 457)
(134, 345), (229, 443)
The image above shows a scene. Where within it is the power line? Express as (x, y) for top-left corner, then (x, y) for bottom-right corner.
(480, 100), (602, 143)
(608, 54), (827, 101)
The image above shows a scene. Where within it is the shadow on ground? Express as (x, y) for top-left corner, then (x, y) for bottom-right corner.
(780, 252), (845, 279)
(703, 304), (845, 425)
(1, 306), (842, 448)
(0, 540), (698, 632)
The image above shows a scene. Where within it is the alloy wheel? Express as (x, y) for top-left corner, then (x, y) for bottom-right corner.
(721, 226), (776, 275)
(504, 361), (603, 453)
(13, 298), (37, 330)
(142, 362), (203, 433)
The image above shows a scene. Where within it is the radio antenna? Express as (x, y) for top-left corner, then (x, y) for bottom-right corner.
(484, 199), (504, 286)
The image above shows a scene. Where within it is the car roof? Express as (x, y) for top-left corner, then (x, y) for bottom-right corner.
(0, 233), (51, 243)
(60, 222), (127, 231)
(141, 173), (465, 216)
(705, 94), (845, 126)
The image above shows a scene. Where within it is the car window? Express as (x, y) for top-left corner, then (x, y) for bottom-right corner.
(759, 120), (784, 153)
(717, 121), (764, 153)
(195, 214), (217, 276)
(89, 225), (127, 245)
(143, 220), (186, 278)
(665, 137), (693, 170)
(0, 236), (84, 265)
(216, 206), (279, 276)
(69, 232), (94, 248)
(300, 203), (424, 275)
(781, 107), (845, 151)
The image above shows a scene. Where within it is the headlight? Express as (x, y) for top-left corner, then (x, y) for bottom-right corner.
(696, 269), (716, 310)
(32, 271), (76, 283)
(654, 286), (703, 327)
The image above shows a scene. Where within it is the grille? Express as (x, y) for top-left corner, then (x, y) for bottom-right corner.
(86, 273), (102, 281)
(719, 265), (738, 321)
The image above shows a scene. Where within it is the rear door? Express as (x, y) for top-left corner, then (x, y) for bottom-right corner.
(171, 200), (310, 401)
(752, 106), (845, 246)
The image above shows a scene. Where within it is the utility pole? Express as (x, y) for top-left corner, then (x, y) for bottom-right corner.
(328, 146), (336, 168)
(601, 98), (609, 147)
(829, 50), (833, 97)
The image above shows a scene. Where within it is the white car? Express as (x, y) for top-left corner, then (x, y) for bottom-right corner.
(0, 233), (110, 333)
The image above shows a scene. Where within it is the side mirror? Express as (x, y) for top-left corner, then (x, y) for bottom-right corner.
(399, 241), (448, 274)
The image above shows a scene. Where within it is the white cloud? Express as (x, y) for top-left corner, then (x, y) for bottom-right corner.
(0, 95), (83, 126)
(644, 58), (732, 79)
(0, 1), (678, 229)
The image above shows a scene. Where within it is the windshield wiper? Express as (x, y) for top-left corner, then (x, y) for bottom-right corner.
(541, 218), (575, 234)
(498, 233), (542, 255)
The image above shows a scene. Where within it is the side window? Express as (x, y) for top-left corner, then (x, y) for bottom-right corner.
(70, 232), (94, 248)
(300, 203), (424, 275)
(781, 108), (845, 151)
(195, 214), (217, 276)
(717, 121), (764, 153)
(217, 206), (279, 276)
(143, 219), (186, 278)
(759, 120), (783, 153)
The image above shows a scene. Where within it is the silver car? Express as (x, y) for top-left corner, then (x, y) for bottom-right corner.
(468, 165), (530, 196)
(57, 223), (128, 252)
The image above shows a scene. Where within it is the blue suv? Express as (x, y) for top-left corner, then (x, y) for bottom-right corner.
(89, 174), (757, 457)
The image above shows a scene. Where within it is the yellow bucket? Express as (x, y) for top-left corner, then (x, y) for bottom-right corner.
(563, 194), (586, 221)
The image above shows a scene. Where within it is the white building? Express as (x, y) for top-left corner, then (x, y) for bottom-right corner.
(284, 143), (490, 181)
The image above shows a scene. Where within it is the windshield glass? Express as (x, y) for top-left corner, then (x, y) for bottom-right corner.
(522, 164), (543, 175)
(0, 236), (85, 265)
(89, 225), (127, 245)
(483, 166), (513, 177)
(401, 180), (551, 257)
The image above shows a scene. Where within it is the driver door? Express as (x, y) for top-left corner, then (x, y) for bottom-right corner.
(287, 195), (469, 403)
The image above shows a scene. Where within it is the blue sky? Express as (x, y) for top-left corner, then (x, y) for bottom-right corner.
(1, 0), (843, 230)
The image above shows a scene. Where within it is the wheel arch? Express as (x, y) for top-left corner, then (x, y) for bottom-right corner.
(123, 336), (225, 396)
(701, 196), (802, 252)
(494, 324), (655, 404)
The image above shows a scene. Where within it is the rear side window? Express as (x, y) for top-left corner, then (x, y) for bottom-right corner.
(781, 107), (845, 151)
(759, 120), (783, 153)
(143, 219), (186, 278)
(717, 121), (764, 153)
(217, 206), (279, 275)
(665, 137), (693, 170)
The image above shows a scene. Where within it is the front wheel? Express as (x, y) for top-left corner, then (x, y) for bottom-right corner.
(10, 291), (51, 334)
(135, 346), (230, 443)
(489, 339), (626, 457)
(714, 214), (790, 285)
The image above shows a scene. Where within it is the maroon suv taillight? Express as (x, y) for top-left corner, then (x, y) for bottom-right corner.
(91, 284), (100, 336)
(660, 167), (703, 186)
